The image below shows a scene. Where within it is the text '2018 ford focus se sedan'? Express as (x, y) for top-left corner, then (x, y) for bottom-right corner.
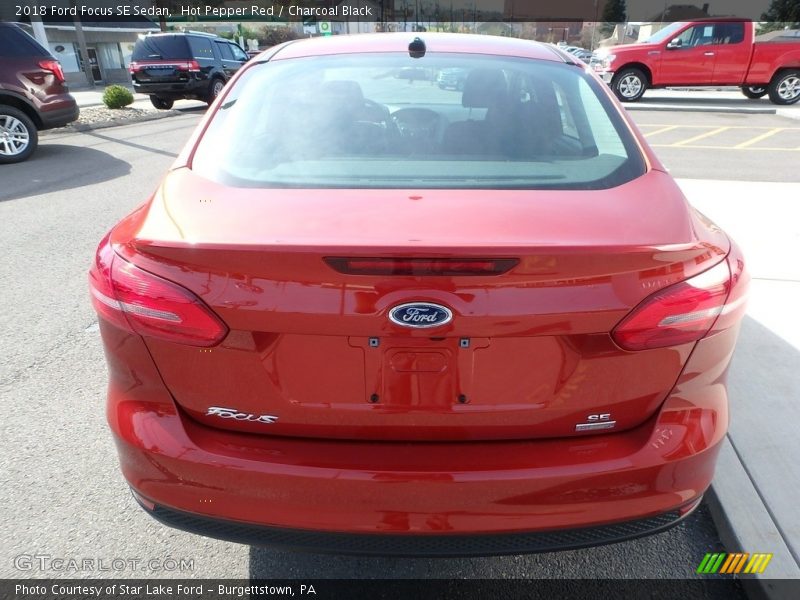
(89, 33), (748, 556)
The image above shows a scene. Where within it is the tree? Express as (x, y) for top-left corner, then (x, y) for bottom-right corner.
(600, 0), (626, 38)
(259, 26), (302, 48)
(581, 23), (601, 50)
(153, 0), (223, 32)
(758, 0), (800, 34)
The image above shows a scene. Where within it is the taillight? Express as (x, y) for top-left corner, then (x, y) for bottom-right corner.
(324, 257), (519, 276)
(128, 61), (141, 74)
(612, 260), (732, 351)
(89, 233), (228, 347)
(39, 59), (65, 83)
(176, 60), (201, 72)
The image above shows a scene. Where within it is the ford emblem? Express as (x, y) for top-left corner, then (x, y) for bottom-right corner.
(389, 302), (453, 329)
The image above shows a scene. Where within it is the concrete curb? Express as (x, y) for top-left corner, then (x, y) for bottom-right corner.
(41, 109), (183, 135)
(777, 108), (800, 121)
(707, 437), (800, 599)
(74, 100), (156, 110)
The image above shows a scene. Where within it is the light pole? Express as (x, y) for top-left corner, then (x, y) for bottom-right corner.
(70, 0), (94, 87)
(26, 0), (49, 47)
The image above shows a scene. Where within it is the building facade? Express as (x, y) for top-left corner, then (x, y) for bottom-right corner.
(2, 1), (158, 87)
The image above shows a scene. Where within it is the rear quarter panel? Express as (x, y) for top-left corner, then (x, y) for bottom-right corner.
(746, 42), (800, 84)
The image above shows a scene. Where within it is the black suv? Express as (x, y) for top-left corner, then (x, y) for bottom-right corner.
(129, 32), (249, 109)
(0, 23), (79, 164)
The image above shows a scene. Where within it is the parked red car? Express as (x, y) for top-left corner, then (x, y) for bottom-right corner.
(594, 19), (800, 104)
(90, 33), (748, 555)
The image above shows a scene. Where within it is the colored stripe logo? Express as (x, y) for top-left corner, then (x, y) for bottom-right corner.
(697, 552), (773, 574)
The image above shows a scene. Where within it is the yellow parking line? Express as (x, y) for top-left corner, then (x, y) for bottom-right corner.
(637, 124), (800, 130)
(643, 125), (680, 138)
(734, 128), (784, 149)
(639, 124), (722, 129)
(671, 126), (731, 147)
(650, 144), (800, 151)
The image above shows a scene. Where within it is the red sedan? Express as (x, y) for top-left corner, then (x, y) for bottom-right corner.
(89, 33), (748, 555)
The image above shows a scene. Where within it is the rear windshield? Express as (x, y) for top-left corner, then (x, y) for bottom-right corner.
(0, 25), (50, 58)
(132, 35), (191, 60)
(192, 52), (646, 190)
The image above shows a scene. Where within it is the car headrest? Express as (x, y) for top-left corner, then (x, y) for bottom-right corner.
(461, 69), (508, 108)
(320, 80), (365, 106)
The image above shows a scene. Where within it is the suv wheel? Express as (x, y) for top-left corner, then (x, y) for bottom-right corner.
(207, 78), (225, 105)
(0, 106), (37, 164)
(150, 96), (174, 110)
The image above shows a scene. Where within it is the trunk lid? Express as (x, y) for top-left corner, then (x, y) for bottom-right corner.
(114, 168), (728, 441)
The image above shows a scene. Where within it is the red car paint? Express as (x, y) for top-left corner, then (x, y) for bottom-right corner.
(91, 33), (748, 554)
(594, 19), (800, 104)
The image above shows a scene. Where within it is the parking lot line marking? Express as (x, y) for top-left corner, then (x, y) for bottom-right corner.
(650, 144), (800, 151)
(734, 128), (784, 149)
(643, 125), (680, 138)
(670, 127), (731, 147)
(640, 124), (721, 129)
(638, 124), (800, 130)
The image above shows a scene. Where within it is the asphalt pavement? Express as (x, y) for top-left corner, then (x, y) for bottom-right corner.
(1, 99), (798, 591)
(628, 110), (800, 182)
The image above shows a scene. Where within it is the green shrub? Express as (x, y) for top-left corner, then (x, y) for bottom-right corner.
(102, 85), (134, 109)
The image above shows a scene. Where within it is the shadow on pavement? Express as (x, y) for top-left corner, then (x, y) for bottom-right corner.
(82, 130), (179, 159)
(175, 105), (208, 113)
(637, 96), (770, 107)
(0, 144), (131, 202)
(248, 502), (743, 589)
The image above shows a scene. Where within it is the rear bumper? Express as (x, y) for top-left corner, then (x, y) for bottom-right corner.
(114, 405), (720, 544)
(39, 99), (79, 130)
(106, 324), (736, 554)
(132, 78), (209, 99)
(141, 499), (698, 557)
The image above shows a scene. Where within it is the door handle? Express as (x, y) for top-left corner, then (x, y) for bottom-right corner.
(704, 52), (715, 56)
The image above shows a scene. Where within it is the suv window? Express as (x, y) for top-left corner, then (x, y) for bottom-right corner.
(188, 36), (214, 60)
(229, 43), (248, 62)
(215, 41), (234, 61)
(193, 53), (645, 190)
(132, 35), (191, 61)
(0, 25), (49, 57)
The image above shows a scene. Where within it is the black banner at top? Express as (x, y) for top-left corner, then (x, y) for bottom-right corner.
(3, 0), (800, 24)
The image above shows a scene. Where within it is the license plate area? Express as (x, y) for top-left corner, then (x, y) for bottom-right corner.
(141, 67), (182, 82)
(349, 337), (490, 408)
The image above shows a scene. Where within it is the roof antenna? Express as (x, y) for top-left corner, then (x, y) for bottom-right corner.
(408, 37), (426, 59)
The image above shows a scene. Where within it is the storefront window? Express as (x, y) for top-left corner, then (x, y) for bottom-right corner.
(97, 43), (124, 70)
(49, 42), (80, 73)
